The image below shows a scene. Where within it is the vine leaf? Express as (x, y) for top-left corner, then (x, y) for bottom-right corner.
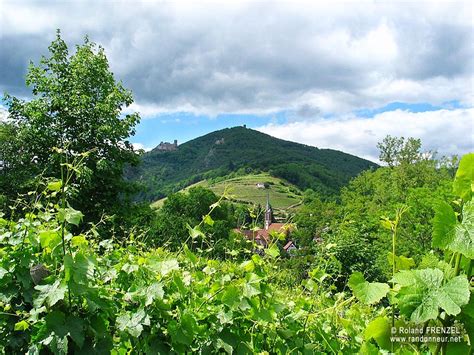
(125, 282), (164, 306)
(145, 283), (165, 306)
(47, 180), (62, 192)
(187, 224), (205, 240)
(432, 200), (474, 259)
(265, 244), (280, 258)
(348, 272), (389, 305)
(156, 259), (180, 276)
(393, 268), (470, 323)
(364, 316), (391, 350)
(14, 320), (30, 331)
(0, 267), (7, 279)
(58, 207), (84, 226)
(203, 214), (214, 226)
(34, 280), (67, 308)
(450, 200), (474, 259)
(45, 311), (85, 348)
(64, 252), (95, 284)
(221, 285), (241, 308)
(183, 244), (198, 264)
(453, 153), (474, 201)
(387, 252), (415, 272)
(116, 309), (150, 337)
(39, 230), (62, 250)
(432, 201), (456, 249)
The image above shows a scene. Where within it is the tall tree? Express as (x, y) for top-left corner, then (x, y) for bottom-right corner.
(1, 31), (140, 220)
(377, 135), (424, 167)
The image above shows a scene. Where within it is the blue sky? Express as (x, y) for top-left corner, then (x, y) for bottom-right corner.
(131, 100), (470, 156)
(353, 101), (464, 119)
(1, 1), (473, 162)
(131, 112), (288, 149)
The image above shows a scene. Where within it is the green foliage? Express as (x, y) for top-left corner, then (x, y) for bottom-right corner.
(393, 268), (470, 322)
(377, 135), (425, 167)
(364, 316), (391, 350)
(116, 309), (150, 338)
(1, 141), (473, 354)
(0, 187), (373, 354)
(326, 154), (452, 281)
(453, 153), (474, 201)
(355, 152), (473, 354)
(432, 196), (474, 259)
(432, 201), (457, 249)
(449, 200), (474, 258)
(348, 272), (389, 305)
(152, 187), (234, 252)
(387, 252), (415, 272)
(1, 31), (140, 222)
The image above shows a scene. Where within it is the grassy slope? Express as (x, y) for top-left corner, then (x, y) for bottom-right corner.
(151, 173), (303, 213)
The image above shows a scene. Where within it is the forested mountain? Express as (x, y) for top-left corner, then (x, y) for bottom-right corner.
(128, 126), (378, 201)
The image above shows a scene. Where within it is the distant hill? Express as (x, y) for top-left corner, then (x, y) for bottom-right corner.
(128, 126), (378, 201)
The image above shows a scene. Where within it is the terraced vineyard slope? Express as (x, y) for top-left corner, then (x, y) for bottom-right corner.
(152, 173), (303, 219)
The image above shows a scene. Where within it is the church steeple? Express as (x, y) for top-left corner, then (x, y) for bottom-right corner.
(264, 192), (272, 230)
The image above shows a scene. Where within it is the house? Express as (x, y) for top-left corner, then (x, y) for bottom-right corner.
(283, 241), (297, 253)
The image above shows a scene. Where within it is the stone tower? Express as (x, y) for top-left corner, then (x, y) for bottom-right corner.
(264, 192), (272, 230)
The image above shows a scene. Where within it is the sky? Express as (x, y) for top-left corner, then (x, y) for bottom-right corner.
(0, 0), (473, 162)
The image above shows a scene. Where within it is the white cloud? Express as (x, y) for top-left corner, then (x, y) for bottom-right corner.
(257, 108), (474, 163)
(131, 142), (152, 152)
(358, 76), (474, 110)
(1, 1), (472, 116)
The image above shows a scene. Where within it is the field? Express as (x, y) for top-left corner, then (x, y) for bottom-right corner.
(151, 173), (303, 214)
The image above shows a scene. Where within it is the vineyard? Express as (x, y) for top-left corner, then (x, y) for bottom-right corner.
(0, 153), (472, 354)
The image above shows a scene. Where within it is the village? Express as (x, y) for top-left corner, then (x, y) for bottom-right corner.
(234, 191), (297, 254)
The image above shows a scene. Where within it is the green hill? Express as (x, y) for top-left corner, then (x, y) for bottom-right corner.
(151, 173), (303, 219)
(128, 126), (378, 201)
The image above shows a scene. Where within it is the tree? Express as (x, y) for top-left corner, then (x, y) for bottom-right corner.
(290, 137), (454, 284)
(377, 135), (424, 167)
(0, 121), (30, 199)
(152, 187), (234, 250)
(1, 31), (140, 220)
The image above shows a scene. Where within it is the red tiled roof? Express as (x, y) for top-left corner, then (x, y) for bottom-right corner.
(255, 230), (270, 243)
(267, 223), (285, 232)
(235, 223), (294, 247)
(234, 228), (270, 245)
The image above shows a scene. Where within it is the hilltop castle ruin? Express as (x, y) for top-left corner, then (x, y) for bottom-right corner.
(154, 140), (178, 152)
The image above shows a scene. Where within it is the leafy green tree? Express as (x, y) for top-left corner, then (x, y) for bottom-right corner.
(0, 121), (30, 201)
(1, 31), (140, 220)
(152, 187), (234, 250)
(334, 160), (452, 279)
(293, 137), (454, 283)
(377, 135), (424, 167)
(292, 190), (337, 247)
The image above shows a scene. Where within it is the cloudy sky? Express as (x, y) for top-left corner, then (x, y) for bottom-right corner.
(1, 0), (473, 162)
